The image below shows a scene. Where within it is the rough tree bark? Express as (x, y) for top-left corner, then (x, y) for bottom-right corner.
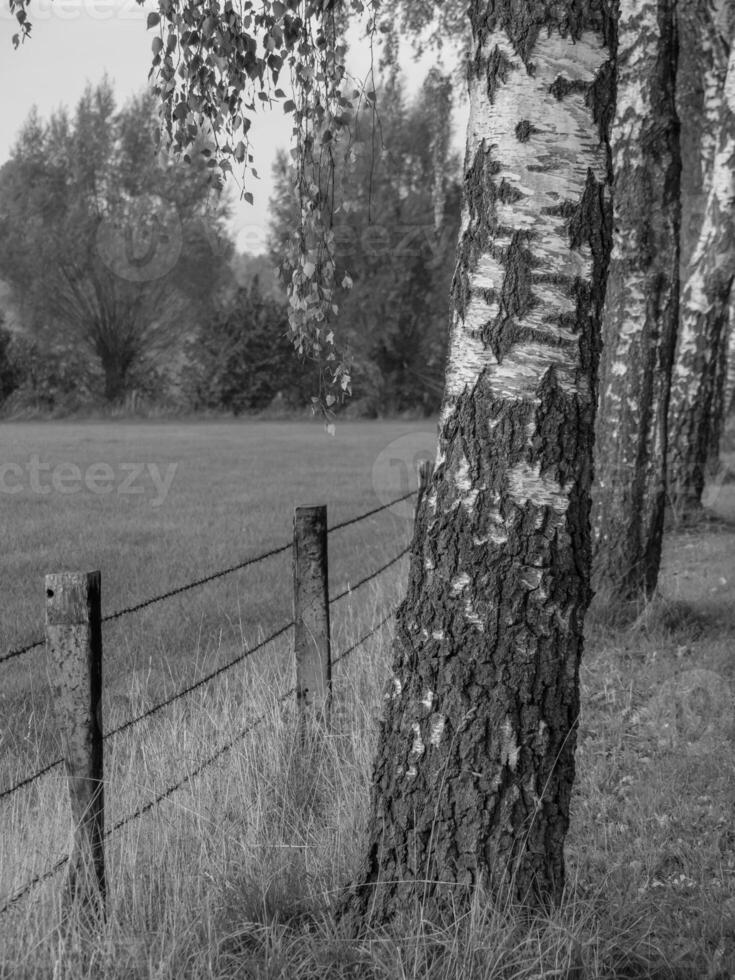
(342, 1), (615, 926)
(591, 0), (680, 603)
(707, 301), (732, 475)
(725, 310), (735, 417)
(668, 2), (735, 514)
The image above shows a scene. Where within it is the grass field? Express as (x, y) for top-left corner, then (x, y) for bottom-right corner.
(1, 419), (734, 978)
(0, 419), (429, 763)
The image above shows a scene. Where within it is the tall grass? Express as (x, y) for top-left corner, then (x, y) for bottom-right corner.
(3, 549), (734, 978)
(1, 426), (733, 977)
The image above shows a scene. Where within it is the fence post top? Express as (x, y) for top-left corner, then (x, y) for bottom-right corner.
(45, 571), (100, 588)
(294, 504), (328, 520)
(45, 572), (101, 625)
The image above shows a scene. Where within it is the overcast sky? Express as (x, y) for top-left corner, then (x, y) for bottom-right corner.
(0, 1), (463, 255)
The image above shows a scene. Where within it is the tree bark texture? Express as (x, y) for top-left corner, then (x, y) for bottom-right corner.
(725, 309), (735, 417)
(677, 0), (729, 274)
(668, 4), (735, 512)
(343, 1), (614, 926)
(591, 0), (680, 602)
(707, 301), (732, 473)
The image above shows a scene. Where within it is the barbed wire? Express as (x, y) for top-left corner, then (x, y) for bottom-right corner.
(0, 533), (414, 912)
(0, 686), (297, 917)
(328, 490), (417, 535)
(107, 684), (296, 837)
(1, 491), (418, 670)
(0, 542), (292, 671)
(330, 544), (411, 605)
(101, 541), (292, 625)
(0, 620), (295, 802)
(0, 758), (63, 804)
(331, 605), (398, 667)
(0, 534), (411, 806)
(0, 636), (45, 669)
(105, 620), (294, 739)
(0, 856), (67, 918)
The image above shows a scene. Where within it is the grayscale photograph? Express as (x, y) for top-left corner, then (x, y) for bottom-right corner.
(1, 1), (734, 977)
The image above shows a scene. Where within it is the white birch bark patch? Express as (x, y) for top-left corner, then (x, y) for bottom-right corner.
(442, 28), (607, 513)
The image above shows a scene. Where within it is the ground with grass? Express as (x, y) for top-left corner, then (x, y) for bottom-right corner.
(0, 421), (734, 978)
(0, 419), (427, 779)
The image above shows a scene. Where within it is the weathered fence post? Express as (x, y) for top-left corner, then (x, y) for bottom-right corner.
(293, 505), (331, 729)
(46, 571), (105, 922)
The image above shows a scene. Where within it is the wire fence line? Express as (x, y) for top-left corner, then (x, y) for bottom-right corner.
(0, 636), (45, 668)
(0, 491), (417, 670)
(105, 683), (299, 841)
(0, 758), (63, 803)
(327, 490), (417, 535)
(0, 588), (398, 915)
(0, 591), (402, 916)
(99, 541), (293, 626)
(0, 682), (298, 917)
(108, 535), (410, 741)
(0, 541), (292, 670)
(0, 491), (414, 916)
(105, 621), (295, 741)
(331, 604), (399, 667)
(0, 621), (297, 805)
(330, 545), (412, 605)
(0, 518), (412, 804)
(0, 857), (68, 918)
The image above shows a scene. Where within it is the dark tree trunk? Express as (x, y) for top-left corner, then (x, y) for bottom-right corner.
(591, 0), (680, 603)
(707, 311), (731, 475)
(97, 328), (138, 404)
(341, 1), (615, 927)
(102, 357), (129, 403)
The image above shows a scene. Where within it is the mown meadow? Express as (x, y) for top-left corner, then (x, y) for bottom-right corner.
(1, 419), (734, 978)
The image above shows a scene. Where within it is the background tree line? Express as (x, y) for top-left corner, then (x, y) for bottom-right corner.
(0, 72), (461, 418)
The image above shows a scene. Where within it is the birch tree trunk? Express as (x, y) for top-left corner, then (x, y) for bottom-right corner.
(591, 0), (679, 603)
(725, 309), (735, 417)
(342, 2), (614, 926)
(707, 302), (732, 474)
(668, 6), (735, 514)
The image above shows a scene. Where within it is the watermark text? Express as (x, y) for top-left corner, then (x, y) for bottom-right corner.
(0, 455), (177, 507)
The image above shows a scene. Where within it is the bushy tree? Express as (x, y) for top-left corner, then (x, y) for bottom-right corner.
(184, 277), (311, 413)
(0, 79), (232, 403)
(0, 320), (98, 413)
(268, 72), (461, 415)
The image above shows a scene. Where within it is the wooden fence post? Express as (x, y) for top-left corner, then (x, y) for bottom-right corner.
(46, 571), (105, 922)
(293, 505), (331, 729)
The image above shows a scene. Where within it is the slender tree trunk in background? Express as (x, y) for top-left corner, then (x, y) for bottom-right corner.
(102, 357), (128, 403)
(725, 311), (735, 417)
(678, 0), (729, 274)
(342, 2), (614, 927)
(707, 305), (732, 473)
(591, 0), (680, 603)
(668, 8), (735, 515)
